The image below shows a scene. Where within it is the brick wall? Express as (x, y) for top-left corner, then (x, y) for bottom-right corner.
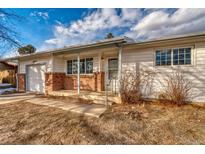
(45, 73), (65, 94)
(64, 72), (105, 92)
(17, 73), (25, 92)
(19, 72), (105, 94)
(64, 75), (96, 91)
(95, 72), (105, 91)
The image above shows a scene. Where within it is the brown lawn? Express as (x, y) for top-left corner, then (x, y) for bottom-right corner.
(0, 101), (204, 144)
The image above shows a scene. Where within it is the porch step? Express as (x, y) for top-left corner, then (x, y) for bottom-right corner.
(48, 90), (121, 105)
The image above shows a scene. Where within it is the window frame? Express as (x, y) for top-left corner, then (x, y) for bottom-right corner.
(66, 60), (73, 74)
(155, 49), (172, 66)
(172, 47), (192, 66)
(154, 46), (194, 67)
(85, 58), (94, 74)
(66, 58), (94, 75)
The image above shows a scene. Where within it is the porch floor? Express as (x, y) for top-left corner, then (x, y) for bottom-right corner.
(48, 90), (121, 105)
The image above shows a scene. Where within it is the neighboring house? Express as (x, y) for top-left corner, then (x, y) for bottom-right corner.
(1, 32), (205, 103)
(0, 62), (17, 85)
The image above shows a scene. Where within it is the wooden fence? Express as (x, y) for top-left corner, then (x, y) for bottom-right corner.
(0, 70), (16, 86)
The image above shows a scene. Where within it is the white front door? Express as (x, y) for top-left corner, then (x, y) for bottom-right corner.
(27, 64), (46, 93)
(107, 58), (118, 93)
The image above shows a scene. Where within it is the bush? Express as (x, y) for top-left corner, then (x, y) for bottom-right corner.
(120, 69), (155, 104)
(159, 70), (193, 105)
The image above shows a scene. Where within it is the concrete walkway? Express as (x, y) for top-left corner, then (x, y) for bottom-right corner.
(0, 93), (107, 118)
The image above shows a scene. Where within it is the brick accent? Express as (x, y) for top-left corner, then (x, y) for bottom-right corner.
(17, 73), (25, 92)
(64, 75), (96, 91)
(45, 72), (105, 93)
(64, 72), (105, 92)
(95, 72), (105, 91)
(45, 73), (65, 94)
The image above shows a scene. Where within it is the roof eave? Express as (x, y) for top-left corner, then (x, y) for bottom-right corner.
(0, 37), (128, 62)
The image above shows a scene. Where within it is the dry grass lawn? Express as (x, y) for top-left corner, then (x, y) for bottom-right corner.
(0, 101), (205, 144)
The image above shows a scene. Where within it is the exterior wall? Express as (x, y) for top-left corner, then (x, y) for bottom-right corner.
(64, 72), (105, 91)
(57, 55), (99, 73)
(17, 73), (25, 91)
(18, 56), (53, 93)
(62, 54), (104, 91)
(19, 57), (52, 74)
(45, 73), (65, 94)
(18, 53), (105, 93)
(122, 42), (205, 103)
(96, 72), (105, 91)
(53, 56), (65, 72)
(64, 75), (96, 91)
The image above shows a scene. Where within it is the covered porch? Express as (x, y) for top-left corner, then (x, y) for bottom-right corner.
(46, 41), (124, 101)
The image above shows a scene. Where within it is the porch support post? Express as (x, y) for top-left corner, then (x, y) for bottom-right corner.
(98, 52), (102, 72)
(118, 45), (122, 94)
(77, 53), (80, 95)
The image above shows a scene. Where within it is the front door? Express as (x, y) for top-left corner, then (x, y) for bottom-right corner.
(107, 58), (118, 93)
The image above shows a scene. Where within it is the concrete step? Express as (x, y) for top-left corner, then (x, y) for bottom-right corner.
(48, 90), (121, 105)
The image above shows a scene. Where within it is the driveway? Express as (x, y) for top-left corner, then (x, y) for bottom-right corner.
(0, 93), (106, 117)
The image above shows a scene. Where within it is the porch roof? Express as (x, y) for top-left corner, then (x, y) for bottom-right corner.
(0, 36), (132, 62)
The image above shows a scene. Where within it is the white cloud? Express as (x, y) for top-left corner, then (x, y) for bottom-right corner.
(30, 11), (49, 20)
(41, 8), (140, 50)
(130, 8), (205, 40)
(40, 8), (205, 51)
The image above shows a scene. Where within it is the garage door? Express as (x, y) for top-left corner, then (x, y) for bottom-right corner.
(27, 64), (46, 93)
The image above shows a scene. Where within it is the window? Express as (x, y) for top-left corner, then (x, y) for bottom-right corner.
(173, 48), (191, 65)
(67, 60), (72, 74)
(66, 58), (93, 74)
(155, 47), (191, 66)
(155, 49), (171, 66)
(72, 60), (78, 74)
(80, 59), (85, 74)
(86, 58), (93, 74)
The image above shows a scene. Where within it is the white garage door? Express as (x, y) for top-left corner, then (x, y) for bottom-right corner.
(27, 64), (46, 93)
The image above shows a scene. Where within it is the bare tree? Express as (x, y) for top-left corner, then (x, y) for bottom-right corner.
(0, 9), (22, 57)
(159, 70), (194, 105)
(120, 69), (156, 104)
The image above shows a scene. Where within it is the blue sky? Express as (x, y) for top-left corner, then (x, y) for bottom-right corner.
(1, 8), (205, 57)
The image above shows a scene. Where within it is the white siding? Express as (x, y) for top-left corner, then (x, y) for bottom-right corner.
(93, 56), (98, 72)
(19, 56), (52, 74)
(53, 56), (65, 72)
(19, 53), (100, 74)
(122, 43), (205, 103)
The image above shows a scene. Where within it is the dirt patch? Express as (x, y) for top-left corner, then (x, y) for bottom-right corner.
(0, 101), (204, 144)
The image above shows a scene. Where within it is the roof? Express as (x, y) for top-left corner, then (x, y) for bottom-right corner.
(0, 36), (132, 61)
(127, 31), (205, 46)
(0, 61), (17, 67)
(1, 31), (205, 62)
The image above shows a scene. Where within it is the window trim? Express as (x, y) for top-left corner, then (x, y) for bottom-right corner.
(66, 58), (94, 75)
(155, 49), (172, 66)
(154, 46), (194, 67)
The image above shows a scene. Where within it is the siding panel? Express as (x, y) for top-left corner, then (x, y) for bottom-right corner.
(122, 44), (205, 103)
(19, 57), (52, 74)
